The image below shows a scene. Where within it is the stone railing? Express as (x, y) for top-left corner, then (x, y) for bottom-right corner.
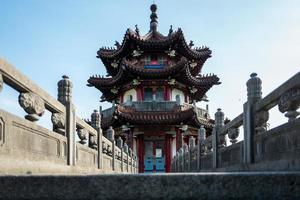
(172, 72), (300, 172)
(0, 59), (137, 174)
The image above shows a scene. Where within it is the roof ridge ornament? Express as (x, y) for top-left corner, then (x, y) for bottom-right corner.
(150, 4), (158, 31)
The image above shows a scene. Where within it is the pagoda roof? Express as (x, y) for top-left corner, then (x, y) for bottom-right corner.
(101, 105), (214, 130)
(87, 57), (220, 102)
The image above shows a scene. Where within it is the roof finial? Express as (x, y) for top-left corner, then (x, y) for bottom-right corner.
(135, 24), (140, 36)
(150, 3), (158, 31)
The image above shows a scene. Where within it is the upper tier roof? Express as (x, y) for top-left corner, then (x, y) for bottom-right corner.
(97, 4), (212, 77)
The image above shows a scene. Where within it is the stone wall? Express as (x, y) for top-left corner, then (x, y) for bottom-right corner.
(0, 59), (138, 174)
(172, 72), (300, 172)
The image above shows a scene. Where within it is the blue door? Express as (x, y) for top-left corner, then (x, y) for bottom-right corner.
(144, 140), (165, 173)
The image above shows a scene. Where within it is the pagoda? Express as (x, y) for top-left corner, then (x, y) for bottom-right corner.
(87, 4), (220, 173)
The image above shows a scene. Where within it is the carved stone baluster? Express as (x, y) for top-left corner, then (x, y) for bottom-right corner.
(255, 110), (269, 134)
(51, 112), (65, 134)
(278, 88), (300, 122)
(77, 128), (87, 144)
(91, 110), (100, 130)
(107, 126), (115, 142)
(18, 92), (45, 121)
(215, 108), (226, 147)
(199, 126), (206, 155)
(57, 75), (73, 105)
(89, 134), (97, 150)
(228, 128), (239, 144)
(205, 135), (212, 153)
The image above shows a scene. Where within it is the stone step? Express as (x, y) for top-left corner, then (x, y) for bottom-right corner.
(0, 172), (299, 200)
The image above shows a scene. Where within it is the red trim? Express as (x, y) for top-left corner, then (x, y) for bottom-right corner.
(137, 86), (143, 101)
(165, 134), (172, 173)
(137, 134), (144, 173)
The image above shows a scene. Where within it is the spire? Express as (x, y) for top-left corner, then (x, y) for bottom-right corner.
(150, 4), (158, 31)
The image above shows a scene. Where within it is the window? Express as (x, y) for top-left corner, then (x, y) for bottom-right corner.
(144, 55), (151, 65)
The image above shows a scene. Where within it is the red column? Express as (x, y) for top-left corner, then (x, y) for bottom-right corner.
(165, 134), (172, 173)
(164, 86), (171, 101)
(137, 86), (144, 101)
(137, 134), (144, 173)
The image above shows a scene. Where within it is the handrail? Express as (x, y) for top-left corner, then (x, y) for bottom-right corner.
(0, 59), (65, 114)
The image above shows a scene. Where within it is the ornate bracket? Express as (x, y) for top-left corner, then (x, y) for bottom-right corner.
(51, 112), (65, 134)
(166, 49), (176, 57)
(132, 50), (143, 57)
(190, 86), (198, 94)
(18, 92), (45, 121)
(190, 61), (197, 68)
(132, 79), (141, 86)
(110, 87), (119, 94)
(278, 88), (300, 121)
(167, 78), (176, 86)
(111, 60), (119, 68)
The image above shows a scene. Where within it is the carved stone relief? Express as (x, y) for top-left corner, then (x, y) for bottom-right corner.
(18, 92), (45, 121)
(254, 110), (269, 134)
(228, 128), (239, 144)
(51, 112), (65, 134)
(278, 88), (300, 121)
(77, 128), (87, 144)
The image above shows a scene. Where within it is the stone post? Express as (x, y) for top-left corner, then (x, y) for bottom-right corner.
(129, 148), (133, 173)
(91, 109), (102, 169)
(189, 136), (195, 171)
(243, 73), (262, 164)
(213, 108), (224, 169)
(116, 136), (123, 172)
(197, 126), (206, 171)
(123, 143), (129, 172)
(182, 143), (188, 171)
(57, 75), (76, 166)
(107, 126), (115, 170)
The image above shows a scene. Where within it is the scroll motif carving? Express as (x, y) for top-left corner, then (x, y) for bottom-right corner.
(205, 135), (212, 153)
(18, 92), (45, 121)
(254, 110), (269, 134)
(218, 134), (226, 148)
(51, 113), (65, 134)
(89, 135), (97, 150)
(0, 73), (3, 92)
(77, 128), (87, 144)
(278, 88), (300, 121)
(228, 128), (239, 144)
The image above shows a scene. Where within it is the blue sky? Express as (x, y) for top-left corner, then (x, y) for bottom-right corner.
(0, 0), (299, 131)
